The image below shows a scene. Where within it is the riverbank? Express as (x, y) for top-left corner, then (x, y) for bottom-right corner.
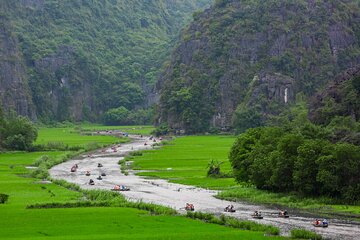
(49, 135), (360, 240)
(131, 135), (360, 219)
(0, 126), (284, 240)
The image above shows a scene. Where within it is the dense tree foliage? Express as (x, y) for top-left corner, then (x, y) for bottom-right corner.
(0, 0), (211, 122)
(103, 107), (153, 126)
(0, 108), (37, 151)
(310, 69), (360, 126)
(229, 112), (360, 203)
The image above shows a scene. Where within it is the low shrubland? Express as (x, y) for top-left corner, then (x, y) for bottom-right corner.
(290, 229), (322, 240)
(186, 211), (280, 236)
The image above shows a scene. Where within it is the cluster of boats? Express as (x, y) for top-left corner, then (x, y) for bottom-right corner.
(184, 204), (329, 227)
(70, 163), (130, 191)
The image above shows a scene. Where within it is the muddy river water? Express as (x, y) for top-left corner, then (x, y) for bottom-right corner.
(49, 135), (360, 240)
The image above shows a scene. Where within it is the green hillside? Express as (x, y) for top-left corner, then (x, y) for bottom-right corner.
(0, 0), (211, 122)
(157, 0), (360, 133)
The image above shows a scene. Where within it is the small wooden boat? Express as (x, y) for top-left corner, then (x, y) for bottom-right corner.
(224, 209), (236, 213)
(313, 221), (328, 228)
(111, 185), (130, 191)
(251, 214), (263, 219)
(85, 171), (91, 176)
(224, 206), (236, 212)
(278, 212), (289, 218)
(185, 204), (195, 211)
(101, 173), (106, 176)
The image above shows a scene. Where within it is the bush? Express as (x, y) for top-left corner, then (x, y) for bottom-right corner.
(207, 159), (223, 177)
(291, 229), (322, 240)
(186, 211), (279, 235)
(152, 124), (169, 136)
(1, 114), (37, 151)
(129, 151), (143, 156)
(0, 193), (9, 204)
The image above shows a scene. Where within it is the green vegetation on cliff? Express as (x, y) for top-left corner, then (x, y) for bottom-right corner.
(158, 0), (360, 133)
(229, 69), (360, 203)
(0, 0), (211, 122)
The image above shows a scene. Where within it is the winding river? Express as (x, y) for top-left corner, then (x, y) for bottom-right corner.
(49, 135), (360, 240)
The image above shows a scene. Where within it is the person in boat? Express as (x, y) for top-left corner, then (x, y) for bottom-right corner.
(89, 179), (94, 185)
(186, 203), (194, 210)
(225, 205), (230, 211)
(254, 211), (259, 216)
(98, 163), (103, 167)
(114, 185), (120, 190)
(97, 175), (102, 180)
(121, 185), (126, 190)
(230, 205), (234, 211)
(144, 142), (148, 146)
(315, 219), (320, 225)
(323, 219), (328, 225)
(85, 171), (90, 176)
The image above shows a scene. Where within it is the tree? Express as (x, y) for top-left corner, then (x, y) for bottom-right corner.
(334, 143), (360, 202)
(103, 107), (130, 125)
(233, 107), (264, 134)
(229, 128), (262, 182)
(293, 140), (330, 195)
(2, 115), (38, 151)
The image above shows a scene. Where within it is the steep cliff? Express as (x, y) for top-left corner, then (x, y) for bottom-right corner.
(157, 0), (360, 133)
(0, 0), (211, 121)
(309, 65), (360, 125)
(0, 14), (35, 118)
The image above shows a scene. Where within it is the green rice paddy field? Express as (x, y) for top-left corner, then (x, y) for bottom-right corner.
(0, 126), (284, 240)
(132, 136), (360, 216)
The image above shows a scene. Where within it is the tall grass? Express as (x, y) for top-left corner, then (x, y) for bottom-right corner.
(186, 211), (280, 236)
(291, 229), (323, 240)
(27, 188), (177, 215)
(31, 151), (84, 179)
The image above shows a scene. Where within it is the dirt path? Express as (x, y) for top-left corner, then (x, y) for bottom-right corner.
(49, 135), (360, 240)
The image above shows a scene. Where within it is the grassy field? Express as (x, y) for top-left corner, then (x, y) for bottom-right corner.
(35, 127), (123, 147)
(134, 136), (237, 189)
(80, 124), (155, 135)
(36, 125), (155, 147)
(131, 135), (360, 217)
(0, 126), (284, 240)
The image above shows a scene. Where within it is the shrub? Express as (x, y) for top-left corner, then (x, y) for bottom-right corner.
(291, 229), (322, 240)
(1, 114), (38, 151)
(129, 151), (143, 156)
(186, 211), (279, 235)
(0, 193), (9, 204)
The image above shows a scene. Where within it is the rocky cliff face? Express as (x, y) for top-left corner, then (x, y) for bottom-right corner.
(0, 0), (211, 122)
(0, 15), (35, 118)
(29, 45), (94, 121)
(157, 0), (360, 133)
(309, 65), (360, 124)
